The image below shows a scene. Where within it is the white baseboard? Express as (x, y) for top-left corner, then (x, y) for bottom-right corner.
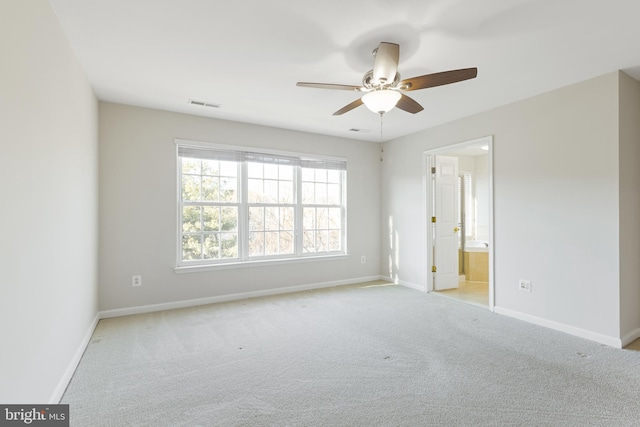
(494, 306), (623, 348)
(50, 312), (100, 403)
(401, 281), (426, 292)
(379, 276), (426, 292)
(621, 328), (640, 347)
(99, 275), (384, 319)
(50, 279), (633, 404)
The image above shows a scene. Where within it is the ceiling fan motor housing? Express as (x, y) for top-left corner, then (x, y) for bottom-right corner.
(363, 70), (401, 90)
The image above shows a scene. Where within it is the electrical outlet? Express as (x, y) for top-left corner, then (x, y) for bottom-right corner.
(361, 256), (366, 264)
(518, 279), (532, 292)
(132, 275), (142, 287)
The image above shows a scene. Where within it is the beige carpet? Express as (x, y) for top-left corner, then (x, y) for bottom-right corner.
(434, 281), (488, 307)
(63, 281), (640, 426)
(626, 339), (640, 351)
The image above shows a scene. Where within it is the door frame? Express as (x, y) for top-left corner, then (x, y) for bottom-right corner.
(423, 135), (495, 311)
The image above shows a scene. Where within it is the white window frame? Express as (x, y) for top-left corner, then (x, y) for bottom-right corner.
(175, 139), (348, 271)
(245, 161), (297, 260)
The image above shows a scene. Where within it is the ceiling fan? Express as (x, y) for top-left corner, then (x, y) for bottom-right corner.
(297, 42), (477, 116)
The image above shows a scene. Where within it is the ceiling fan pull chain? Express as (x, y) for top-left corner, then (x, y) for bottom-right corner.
(380, 112), (384, 141)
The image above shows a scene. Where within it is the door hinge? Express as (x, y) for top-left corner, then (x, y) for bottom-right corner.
(431, 216), (436, 223)
(431, 166), (436, 174)
(432, 266), (437, 273)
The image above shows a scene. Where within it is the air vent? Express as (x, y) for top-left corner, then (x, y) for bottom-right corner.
(188, 99), (221, 108)
(349, 128), (371, 133)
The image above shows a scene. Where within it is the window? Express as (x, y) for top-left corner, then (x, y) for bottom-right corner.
(301, 167), (342, 253)
(247, 162), (295, 257)
(180, 157), (239, 261)
(177, 142), (346, 267)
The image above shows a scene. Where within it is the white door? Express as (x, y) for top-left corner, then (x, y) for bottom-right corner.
(433, 155), (459, 290)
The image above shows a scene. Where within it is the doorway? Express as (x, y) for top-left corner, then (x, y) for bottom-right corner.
(425, 136), (494, 310)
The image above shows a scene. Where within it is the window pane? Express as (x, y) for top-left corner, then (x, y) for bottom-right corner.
(302, 182), (314, 204)
(182, 235), (202, 260)
(279, 181), (293, 204)
(221, 207), (237, 231)
(201, 159), (219, 176)
(182, 158), (201, 174)
(327, 169), (340, 183)
(249, 232), (264, 257)
(303, 208), (315, 230)
(328, 208), (341, 229)
(248, 162), (262, 179)
(315, 169), (327, 183)
(303, 231), (315, 253)
(220, 161), (237, 177)
(220, 233), (238, 258)
(265, 207), (279, 231)
(182, 175), (201, 201)
(327, 184), (340, 205)
(249, 207), (264, 231)
(265, 232), (279, 256)
(279, 165), (293, 180)
(203, 233), (219, 259)
(264, 180), (278, 203)
(264, 163), (278, 179)
(280, 231), (294, 254)
(182, 206), (201, 232)
(280, 207), (294, 230)
(202, 206), (219, 232)
(316, 230), (329, 252)
(248, 179), (263, 203)
(315, 183), (327, 204)
(202, 176), (219, 201)
(316, 207), (329, 230)
(301, 168), (314, 181)
(329, 230), (341, 251)
(220, 177), (237, 202)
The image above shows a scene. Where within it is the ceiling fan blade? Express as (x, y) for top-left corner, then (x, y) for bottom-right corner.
(395, 94), (424, 114)
(296, 82), (362, 91)
(332, 98), (364, 116)
(372, 42), (400, 85)
(400, 68), (478, 91)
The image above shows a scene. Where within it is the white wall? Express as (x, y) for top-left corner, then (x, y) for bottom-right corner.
(381, 72), (622, 343)
(457, 155), (475, 173)
(0, 1), (99, 403)
(99, 103), (380, 311)
(618, 71), (640, 344)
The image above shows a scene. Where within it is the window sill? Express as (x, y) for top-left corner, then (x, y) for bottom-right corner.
(174, 253), (351, 274)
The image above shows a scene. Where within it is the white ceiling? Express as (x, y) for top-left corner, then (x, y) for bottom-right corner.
(49, 0), (640, 142)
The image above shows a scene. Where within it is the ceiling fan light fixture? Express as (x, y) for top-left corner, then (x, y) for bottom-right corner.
(362, 89), (401, 114)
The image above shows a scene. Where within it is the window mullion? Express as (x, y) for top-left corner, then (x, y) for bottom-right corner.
(294, 165), (303, 256)
(239, 161), (248, 262)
